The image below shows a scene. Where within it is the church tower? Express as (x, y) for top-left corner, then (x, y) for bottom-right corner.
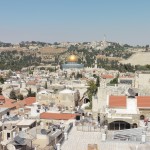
(94, 57), (98, 69)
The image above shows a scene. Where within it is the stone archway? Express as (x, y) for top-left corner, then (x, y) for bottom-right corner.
(84, 98), (90, 103)
(132, 123), (137, 128)
(108, 120), (131, 130)
(140, 115), (145, 120)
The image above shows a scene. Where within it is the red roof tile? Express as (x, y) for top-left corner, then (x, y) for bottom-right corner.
(0, 98), (16, 108)
(15, 97), (36, 108)
(24, 97), (36, 106)
(137, 96), (150, 108)
(27, 81), (36, 85)
(0, 95), (5, 100)
(0, 97), (36, 109)
(109, 96), (126, 108)
(40, 113), (77, 120)
(119, 76), (134, 78)
(101, 75), (114, 79)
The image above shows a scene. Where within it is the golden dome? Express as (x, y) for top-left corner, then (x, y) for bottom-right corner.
(67, 54), (78, 62)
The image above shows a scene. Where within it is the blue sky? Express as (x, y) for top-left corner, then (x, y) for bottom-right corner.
(0, 0), (150, 45)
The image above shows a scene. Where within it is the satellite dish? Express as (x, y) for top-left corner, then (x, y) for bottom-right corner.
(40, 122), (44, 129)
(7, 144), (16, 150)
(127, 88), (136, 97)
(41, 129), (47, 135)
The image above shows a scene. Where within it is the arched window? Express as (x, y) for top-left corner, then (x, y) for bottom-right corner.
(140, 115), (145, 120)
(132, 123), (137, 128)
(109, 121), (131, 130)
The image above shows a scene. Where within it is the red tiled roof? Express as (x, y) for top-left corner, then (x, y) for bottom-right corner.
(109, 96), (126, 108)
(137, 96), (150, 108)
(119, 76), (134, 78)
(101, 75), (114, 79)
(0, 97), (36, 109)
(15, 97), (36, 108)
(40, 113), (77, 120)
(26, 81), (36, 85)
(0, 95), (5, 100)
(0, 98), (16, 108)
(23, 97), (36, 106)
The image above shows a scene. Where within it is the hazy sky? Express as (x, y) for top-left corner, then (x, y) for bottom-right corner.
(0, 0), (150, 45)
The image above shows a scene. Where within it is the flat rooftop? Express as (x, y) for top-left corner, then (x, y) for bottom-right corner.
(61, 127), (150, 150)
(17, 119), (36, 126)
(0, 107), (9, 113)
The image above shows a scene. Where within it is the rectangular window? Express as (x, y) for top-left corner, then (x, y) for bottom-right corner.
(7, 133), (10, 139)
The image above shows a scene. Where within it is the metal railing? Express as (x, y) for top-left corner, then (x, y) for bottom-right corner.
(76, 125), (101, 132)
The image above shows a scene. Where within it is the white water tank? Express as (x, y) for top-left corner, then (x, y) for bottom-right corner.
(101, 133), (106, 141)
(64, 132), (68, 140)
(56, 143), (60, 150)
(141, 134), (146, 143)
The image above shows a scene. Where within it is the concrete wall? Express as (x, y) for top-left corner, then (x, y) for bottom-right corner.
(135, 73), (150, 92)
(36, 93), (53, 105)
(57, 92), (77, 108)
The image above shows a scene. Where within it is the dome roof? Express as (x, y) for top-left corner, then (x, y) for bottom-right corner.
(67, 54), (78, 62)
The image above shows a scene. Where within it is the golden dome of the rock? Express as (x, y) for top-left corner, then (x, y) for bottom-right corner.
(67, 54), (78, 62)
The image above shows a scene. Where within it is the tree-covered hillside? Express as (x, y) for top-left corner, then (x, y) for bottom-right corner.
(0, 50), (41, 70)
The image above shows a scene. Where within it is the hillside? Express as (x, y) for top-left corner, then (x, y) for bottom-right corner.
(120, 52), (150, 65)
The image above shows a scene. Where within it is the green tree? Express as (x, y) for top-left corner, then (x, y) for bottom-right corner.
(76, 72), (82, 79)
(93, 74), (97, 78)
(110, 78), (118, 84)
(27, 88), (36, 97)
(146, 45), (149, 51)
(6, 70), (13, 78)
(71, 72), (75, 78)
(0, 76), (4, 84)
(87, 80), (97, 106)
(27, 88), (32, 97)
(109, 74), (119, 84)
(84, 80), (98, 109)
(40, 67), (45, 70)
(96, 76), (100, 87)
(9, 90), (17, 100)
(17, 94), (24, 100)
(29, 70), (33, 74)
(0, 87), (2, 95)
(44, 81), (48, 89)
(53, 42), (59, 45)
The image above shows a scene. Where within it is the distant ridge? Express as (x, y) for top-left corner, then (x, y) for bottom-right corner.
(120, 52), (150, 65)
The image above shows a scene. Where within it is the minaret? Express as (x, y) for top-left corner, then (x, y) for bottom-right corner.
(103, 34), (107, 47)
(94, 57), (97, 69)
(103, 34), (106, 42)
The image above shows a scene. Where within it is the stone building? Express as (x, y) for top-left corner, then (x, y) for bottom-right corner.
(57, 89), (78, 109)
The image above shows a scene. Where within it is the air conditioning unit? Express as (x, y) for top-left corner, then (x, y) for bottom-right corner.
(19, 108), (24, 113)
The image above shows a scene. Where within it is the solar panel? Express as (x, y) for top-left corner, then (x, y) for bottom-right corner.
(14, 136), (25, 145)
(10, 115), (19, 121)
(18, 131), (26, 139)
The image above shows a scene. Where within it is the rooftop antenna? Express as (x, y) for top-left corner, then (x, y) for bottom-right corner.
(104, 34), (106, 42)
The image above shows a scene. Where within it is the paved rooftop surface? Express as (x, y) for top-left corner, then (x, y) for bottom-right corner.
(61, 127), (150, 150)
